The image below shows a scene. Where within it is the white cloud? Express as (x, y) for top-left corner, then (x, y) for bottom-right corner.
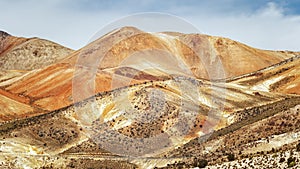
(0, 1), (299, 51)
(0, 0), (120, 49)
(258, 2), (284, 18)
(186, 2), (300, 51)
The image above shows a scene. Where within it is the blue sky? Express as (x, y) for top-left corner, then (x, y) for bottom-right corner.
(1, 0), (300, 50)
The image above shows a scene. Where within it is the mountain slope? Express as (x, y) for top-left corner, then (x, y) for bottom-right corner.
(230, 55), (300, 95)
(0, 27), (300, 168)
(0, 27), (299, 122)
(0, 31), (73, 70)
(208, 35), (299, 77)
(1, 76), (297, 168)
(62, 27), (299, 79)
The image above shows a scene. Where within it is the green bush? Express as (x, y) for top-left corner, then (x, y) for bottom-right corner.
(287, 157), (296, 168)
(227, 153), (235, 161)
(288, 161), (296, 168)
(193, 158), (208, 168)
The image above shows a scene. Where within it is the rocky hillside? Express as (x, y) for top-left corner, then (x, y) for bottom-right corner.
(0, 27), (300, 168)
(1, 27), (299, 123)
(0, 31), (73, 70)
(230, 55), (300, 95)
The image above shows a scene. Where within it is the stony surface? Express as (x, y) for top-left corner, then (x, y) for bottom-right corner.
(0, 36), (73, 70)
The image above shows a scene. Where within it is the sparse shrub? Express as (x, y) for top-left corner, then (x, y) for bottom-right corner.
(288, 157), (295, 163)
(279, 157), (285, 163)
(227, 153), (235, 161)
(287, 157), (296, 168)
(271, 148), (275, 153)
(193, 158), (208, 168)
(288, 161), (296, 168)
(296, 142), (300, 152)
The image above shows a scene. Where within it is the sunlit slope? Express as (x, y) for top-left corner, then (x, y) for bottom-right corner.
(0, 31), (73, 70)
(230, 55), (300, 95)
(0, 26), (299, 123)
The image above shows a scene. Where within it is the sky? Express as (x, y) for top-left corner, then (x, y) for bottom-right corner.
(1, 0), (300, 51)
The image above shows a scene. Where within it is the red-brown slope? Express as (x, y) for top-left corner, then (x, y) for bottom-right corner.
(200, 35), (297, 77)
(62, 27), (299, 79)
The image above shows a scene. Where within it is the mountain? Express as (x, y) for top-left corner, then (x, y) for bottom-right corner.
(0, 31), (73, 70)
(63, 27), (299, 79)
(0, 31), (74, 121)
(0, 27), (299, 123)
(0, 27), (300, 168)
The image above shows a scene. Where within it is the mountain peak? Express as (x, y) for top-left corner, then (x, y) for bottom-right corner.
(0, 31), (10, 40)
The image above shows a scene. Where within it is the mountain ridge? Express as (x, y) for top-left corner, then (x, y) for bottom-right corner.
(0, 27), (300, 122)
(0, 33), (73, 70)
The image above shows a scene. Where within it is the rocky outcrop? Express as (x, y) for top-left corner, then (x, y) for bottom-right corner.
(0, 31), (10, 40)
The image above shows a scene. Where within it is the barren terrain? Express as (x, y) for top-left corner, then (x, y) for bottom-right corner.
(0, 27), (299, 168)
